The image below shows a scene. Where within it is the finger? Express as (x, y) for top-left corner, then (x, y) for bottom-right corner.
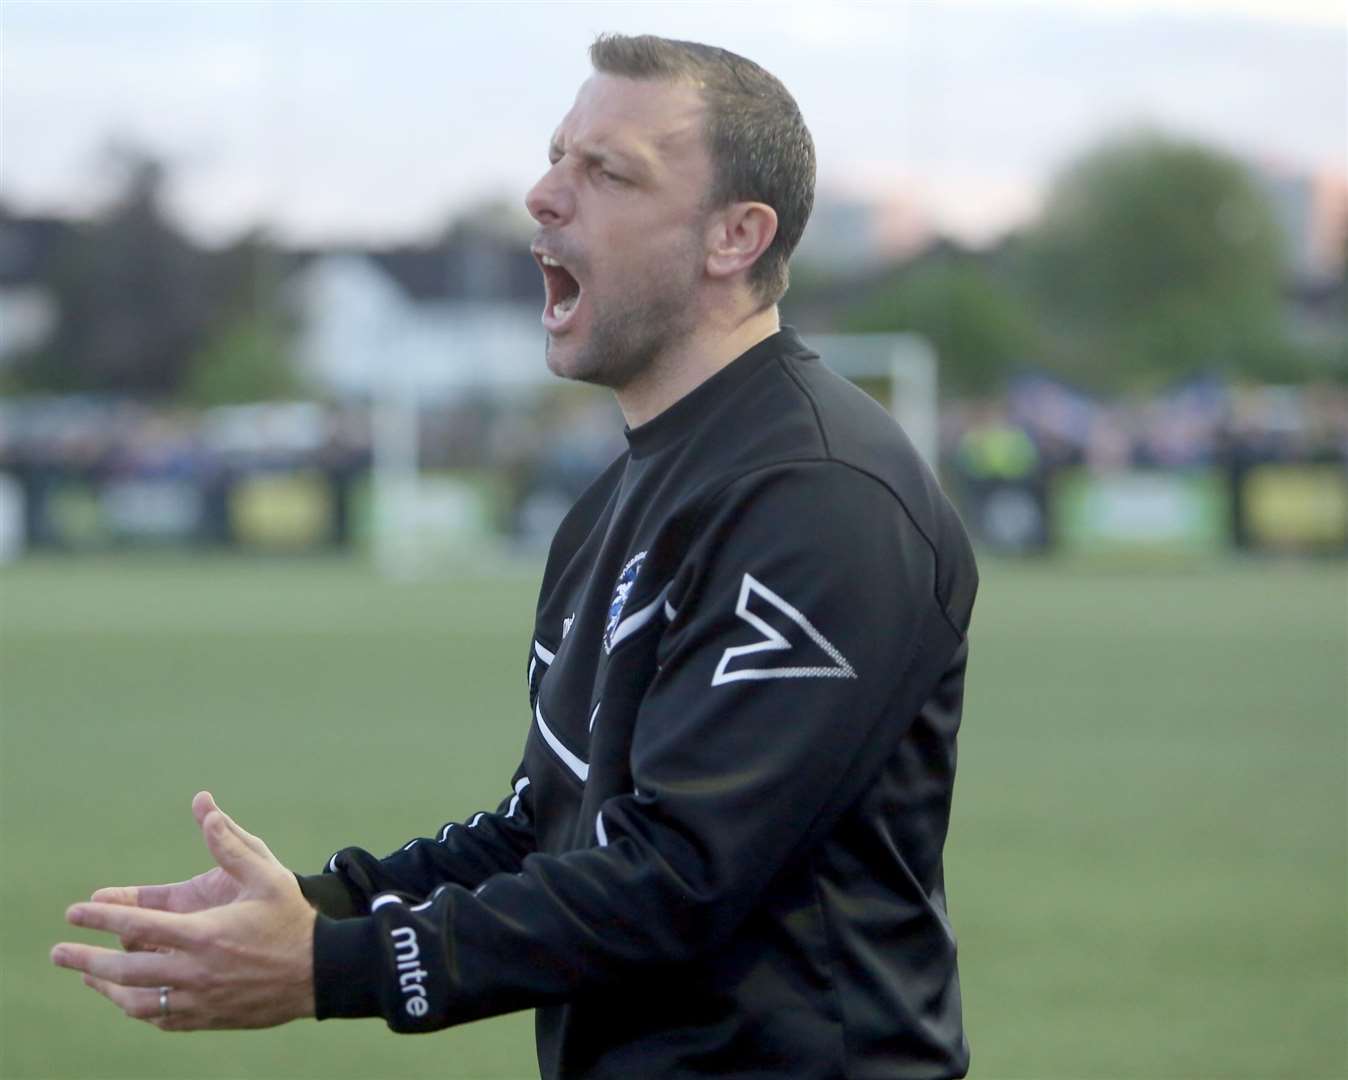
(52, 942), (187, 988)
(92, 882), (184, 921)
(133, 883), (179, 910)
(201, 810), (272, 887)
(91, 882), (183, 912)
(82, 973), (167, 1021)
(193, 792), (266, 854)
(64, 901), (195, 949)
(192, 791), (217, 828)
(216, 806), (273, 859)
(90, 886), (139, 906)
(195, 792), (271, 860)
(85, 975), (193, 1031)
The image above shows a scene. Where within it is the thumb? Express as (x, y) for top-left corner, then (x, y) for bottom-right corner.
(195, 793), (271, 859)
(201, 810), (273, 888)
(192, 790), (218, 828)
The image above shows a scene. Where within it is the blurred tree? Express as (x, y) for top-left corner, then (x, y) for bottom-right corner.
(183, 313), (306, 405)
(840, 254), (1040, 394)
(183, 228), (307, 405)
(1021, 130), (1288, 389)
(776, 260), (838, 330)
(11, 146), (214, 395)
(8, 148), (306, 401)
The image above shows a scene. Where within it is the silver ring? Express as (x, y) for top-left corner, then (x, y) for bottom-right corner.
(159, 986), (170, 1018)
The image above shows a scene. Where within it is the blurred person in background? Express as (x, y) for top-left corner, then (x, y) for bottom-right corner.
(53, 33), (978, 1080)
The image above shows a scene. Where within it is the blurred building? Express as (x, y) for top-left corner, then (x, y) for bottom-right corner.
(795, 192), (931, 272)
(289, 222), (546, 401)
(1255, 164), (1348, 283)
(0, 212), (66, 365)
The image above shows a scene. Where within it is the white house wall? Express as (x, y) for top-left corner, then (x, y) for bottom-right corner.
(291, 254), (545, 401)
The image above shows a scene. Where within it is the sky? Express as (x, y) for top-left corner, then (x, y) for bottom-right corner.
(1, 0), (1344, 247)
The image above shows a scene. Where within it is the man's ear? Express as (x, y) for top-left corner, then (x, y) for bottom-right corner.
(705, 202), (779, 281)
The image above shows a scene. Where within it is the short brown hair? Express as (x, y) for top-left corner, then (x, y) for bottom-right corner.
(590, 33), (816, 307)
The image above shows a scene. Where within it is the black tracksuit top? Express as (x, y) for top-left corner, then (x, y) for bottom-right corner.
(300, 327), (978, 1079)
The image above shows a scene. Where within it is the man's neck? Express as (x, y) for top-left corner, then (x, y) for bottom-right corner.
(615, 305), (781, 429)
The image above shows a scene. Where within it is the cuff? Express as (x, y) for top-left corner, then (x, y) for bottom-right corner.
(296, 872), (366, 919)
(312, 914), (383, 1020)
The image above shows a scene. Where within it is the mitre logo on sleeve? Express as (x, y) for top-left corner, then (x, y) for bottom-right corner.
(712, 572), (857, 686)
(603, 550), (647, 654)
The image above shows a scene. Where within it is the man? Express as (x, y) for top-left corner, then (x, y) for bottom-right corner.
(52, 34), (977, 1079)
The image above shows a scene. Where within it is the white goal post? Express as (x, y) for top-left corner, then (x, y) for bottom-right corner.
(808, 333), (939, 469)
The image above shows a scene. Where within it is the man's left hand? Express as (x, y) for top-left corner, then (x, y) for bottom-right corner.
(51, 800), (317, 1031)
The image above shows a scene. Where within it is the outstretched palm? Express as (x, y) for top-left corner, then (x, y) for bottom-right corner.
(91, 793), (255, 948)
(54, 791), (317, 1029)
(96, 864), (244, 913)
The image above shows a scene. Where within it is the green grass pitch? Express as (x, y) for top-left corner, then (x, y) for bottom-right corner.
(2, 555), (1344, 1079)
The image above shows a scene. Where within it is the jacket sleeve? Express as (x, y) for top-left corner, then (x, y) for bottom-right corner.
(296, 762), (537, 919)
(309, 462), (969, 1030)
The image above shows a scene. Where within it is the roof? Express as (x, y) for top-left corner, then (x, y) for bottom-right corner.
(291, 229), (542, 306)
(0, 212), (73, 287)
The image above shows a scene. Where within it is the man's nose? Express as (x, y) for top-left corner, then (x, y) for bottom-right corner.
(525, 165), (574, 226)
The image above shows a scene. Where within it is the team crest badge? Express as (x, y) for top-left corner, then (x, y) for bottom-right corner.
(603, 550), (647, 654)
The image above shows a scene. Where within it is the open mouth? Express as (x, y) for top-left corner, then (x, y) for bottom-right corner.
(537, 253), (583, 332)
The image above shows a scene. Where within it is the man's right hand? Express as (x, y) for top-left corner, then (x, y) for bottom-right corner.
(91, 792), (246, 950)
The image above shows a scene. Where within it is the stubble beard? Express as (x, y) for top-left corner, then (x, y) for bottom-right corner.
(546, 239), (703, 393)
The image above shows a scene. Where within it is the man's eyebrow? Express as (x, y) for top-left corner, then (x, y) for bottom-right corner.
(549, 137), (652, 178)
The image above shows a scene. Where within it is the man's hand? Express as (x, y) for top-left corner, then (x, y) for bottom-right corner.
(89, 792), (245, 953)
(51, 792), (317, 1031)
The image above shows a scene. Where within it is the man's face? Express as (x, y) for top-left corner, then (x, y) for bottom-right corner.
(525, 74), (714, 390)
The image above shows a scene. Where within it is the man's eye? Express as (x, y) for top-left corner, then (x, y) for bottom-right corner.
(597, 167), (626, 184)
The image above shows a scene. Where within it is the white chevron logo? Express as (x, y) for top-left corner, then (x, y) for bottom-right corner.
(711, 573), (857, 686)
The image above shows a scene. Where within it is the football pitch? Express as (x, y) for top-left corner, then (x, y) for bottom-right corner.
(2, 554), (1344, 1080)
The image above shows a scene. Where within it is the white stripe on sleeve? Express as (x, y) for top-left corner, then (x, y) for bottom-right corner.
(507, 775), (531, 817)
(535, 701), (589, 781)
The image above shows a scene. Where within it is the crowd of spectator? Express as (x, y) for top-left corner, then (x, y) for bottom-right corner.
(2, 376), (1345, 555)
(944, 376), (1348, 481)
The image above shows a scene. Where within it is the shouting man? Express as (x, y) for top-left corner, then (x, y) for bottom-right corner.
(53, 34), (978, 1080)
